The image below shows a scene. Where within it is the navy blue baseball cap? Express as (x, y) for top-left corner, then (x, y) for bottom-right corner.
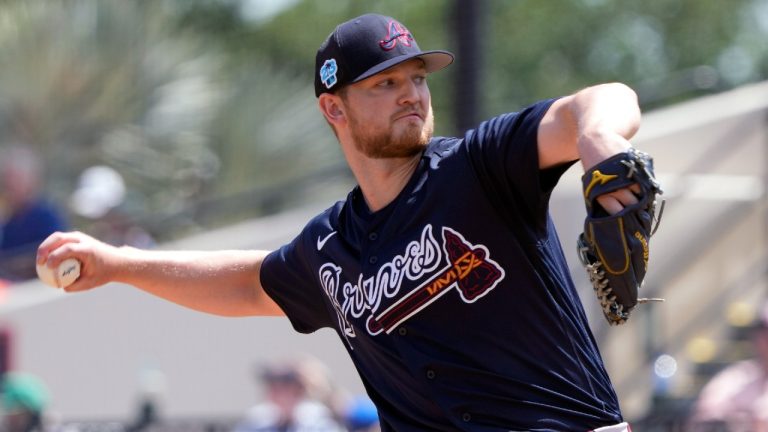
(315, 14), (454, 97)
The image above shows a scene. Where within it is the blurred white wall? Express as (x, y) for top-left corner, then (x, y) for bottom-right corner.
(0, 205), (366, 421)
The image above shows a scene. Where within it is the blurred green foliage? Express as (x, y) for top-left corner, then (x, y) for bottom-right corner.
(0, 0), (765, 240)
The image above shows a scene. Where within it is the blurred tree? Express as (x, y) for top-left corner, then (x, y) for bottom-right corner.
(0, 2), (225, 238)
(172, 0), (456, 136)
(0, 1), (349, 240)
(485, 0), (768, 113)
(0, 0), (766, 240)
(176, 0), (768, 128)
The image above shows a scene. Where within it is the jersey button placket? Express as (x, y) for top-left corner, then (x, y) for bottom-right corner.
(397, 327), (407, 336)
(426, 369), (436, 380)
(462, 412), (472, 422)
(365, 232), (378, 265)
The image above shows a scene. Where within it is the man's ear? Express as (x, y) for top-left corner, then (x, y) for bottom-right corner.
(318, 93), (345, 126)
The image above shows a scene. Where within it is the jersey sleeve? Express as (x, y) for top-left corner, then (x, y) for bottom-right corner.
(463, 98), (576, 231)
(260, 230), (335, 334)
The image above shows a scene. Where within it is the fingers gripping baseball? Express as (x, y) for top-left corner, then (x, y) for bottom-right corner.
(36, 231), (121, 292)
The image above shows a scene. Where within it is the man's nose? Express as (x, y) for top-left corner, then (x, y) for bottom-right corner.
(398, 80), (421, 105)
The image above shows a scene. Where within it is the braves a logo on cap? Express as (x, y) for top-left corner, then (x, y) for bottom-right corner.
(379, 20), (413, 51)
(319, 58), (338, 89)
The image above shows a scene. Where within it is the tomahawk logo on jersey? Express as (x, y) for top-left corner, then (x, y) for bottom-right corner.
(318, 224), (505, 342)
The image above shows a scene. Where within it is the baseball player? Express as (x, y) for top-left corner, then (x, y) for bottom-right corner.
(37, 13), (650, 431)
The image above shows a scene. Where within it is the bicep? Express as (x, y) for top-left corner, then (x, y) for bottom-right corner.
(537, 95), (579, 169)
(252, 254), (287, 316)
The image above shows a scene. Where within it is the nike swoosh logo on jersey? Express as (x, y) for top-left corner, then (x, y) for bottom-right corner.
(317, 231), (338, 251)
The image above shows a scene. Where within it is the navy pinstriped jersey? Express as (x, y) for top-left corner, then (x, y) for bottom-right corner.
(260, 99), (623, 431)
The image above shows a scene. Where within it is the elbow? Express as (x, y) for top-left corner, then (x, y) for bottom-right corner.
(608, 82), (641, 127)
(589, 82), (638, 103)
(574, 82), (642, 138)
(604, 81), (638, 98)
(601, 81), (640, 112)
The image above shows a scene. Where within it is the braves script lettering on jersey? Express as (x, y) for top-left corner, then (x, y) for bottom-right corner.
(261, 100), (624, 431)
(320, 224), (505, 343)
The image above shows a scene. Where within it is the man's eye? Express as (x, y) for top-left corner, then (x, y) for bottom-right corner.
(377, 79), (394, 87)
(414, 75), (426, 84)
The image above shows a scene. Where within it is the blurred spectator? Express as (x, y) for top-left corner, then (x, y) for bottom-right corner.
(688, 303), (768, 431)
(0, 372), (51, 432)
(341, 396), (379, 432)
(69, 165), (154, 249)
(233, 357), (344, 432)
(0, 146), (67, 281)
(126, 367), (167, 432)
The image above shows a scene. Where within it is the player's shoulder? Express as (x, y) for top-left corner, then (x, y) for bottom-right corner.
(304, 200), (345, 234)
(425, 136), (463, 161)
(428, 135), (459, 150)
(287, 200), (345, 254)
(468, 99), (558, 138)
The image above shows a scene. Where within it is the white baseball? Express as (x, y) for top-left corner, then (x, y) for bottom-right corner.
(36, 258), (81, 289)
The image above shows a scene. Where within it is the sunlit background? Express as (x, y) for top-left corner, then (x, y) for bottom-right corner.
(0, 0), (767, 431)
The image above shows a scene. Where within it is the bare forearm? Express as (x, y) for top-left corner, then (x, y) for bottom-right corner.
(570, 83), (641, 169)
(37, 231), (284, 318)
(115, 248), (282, 317)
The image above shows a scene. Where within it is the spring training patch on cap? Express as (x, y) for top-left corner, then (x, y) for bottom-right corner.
(320, 59), (338, 89)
